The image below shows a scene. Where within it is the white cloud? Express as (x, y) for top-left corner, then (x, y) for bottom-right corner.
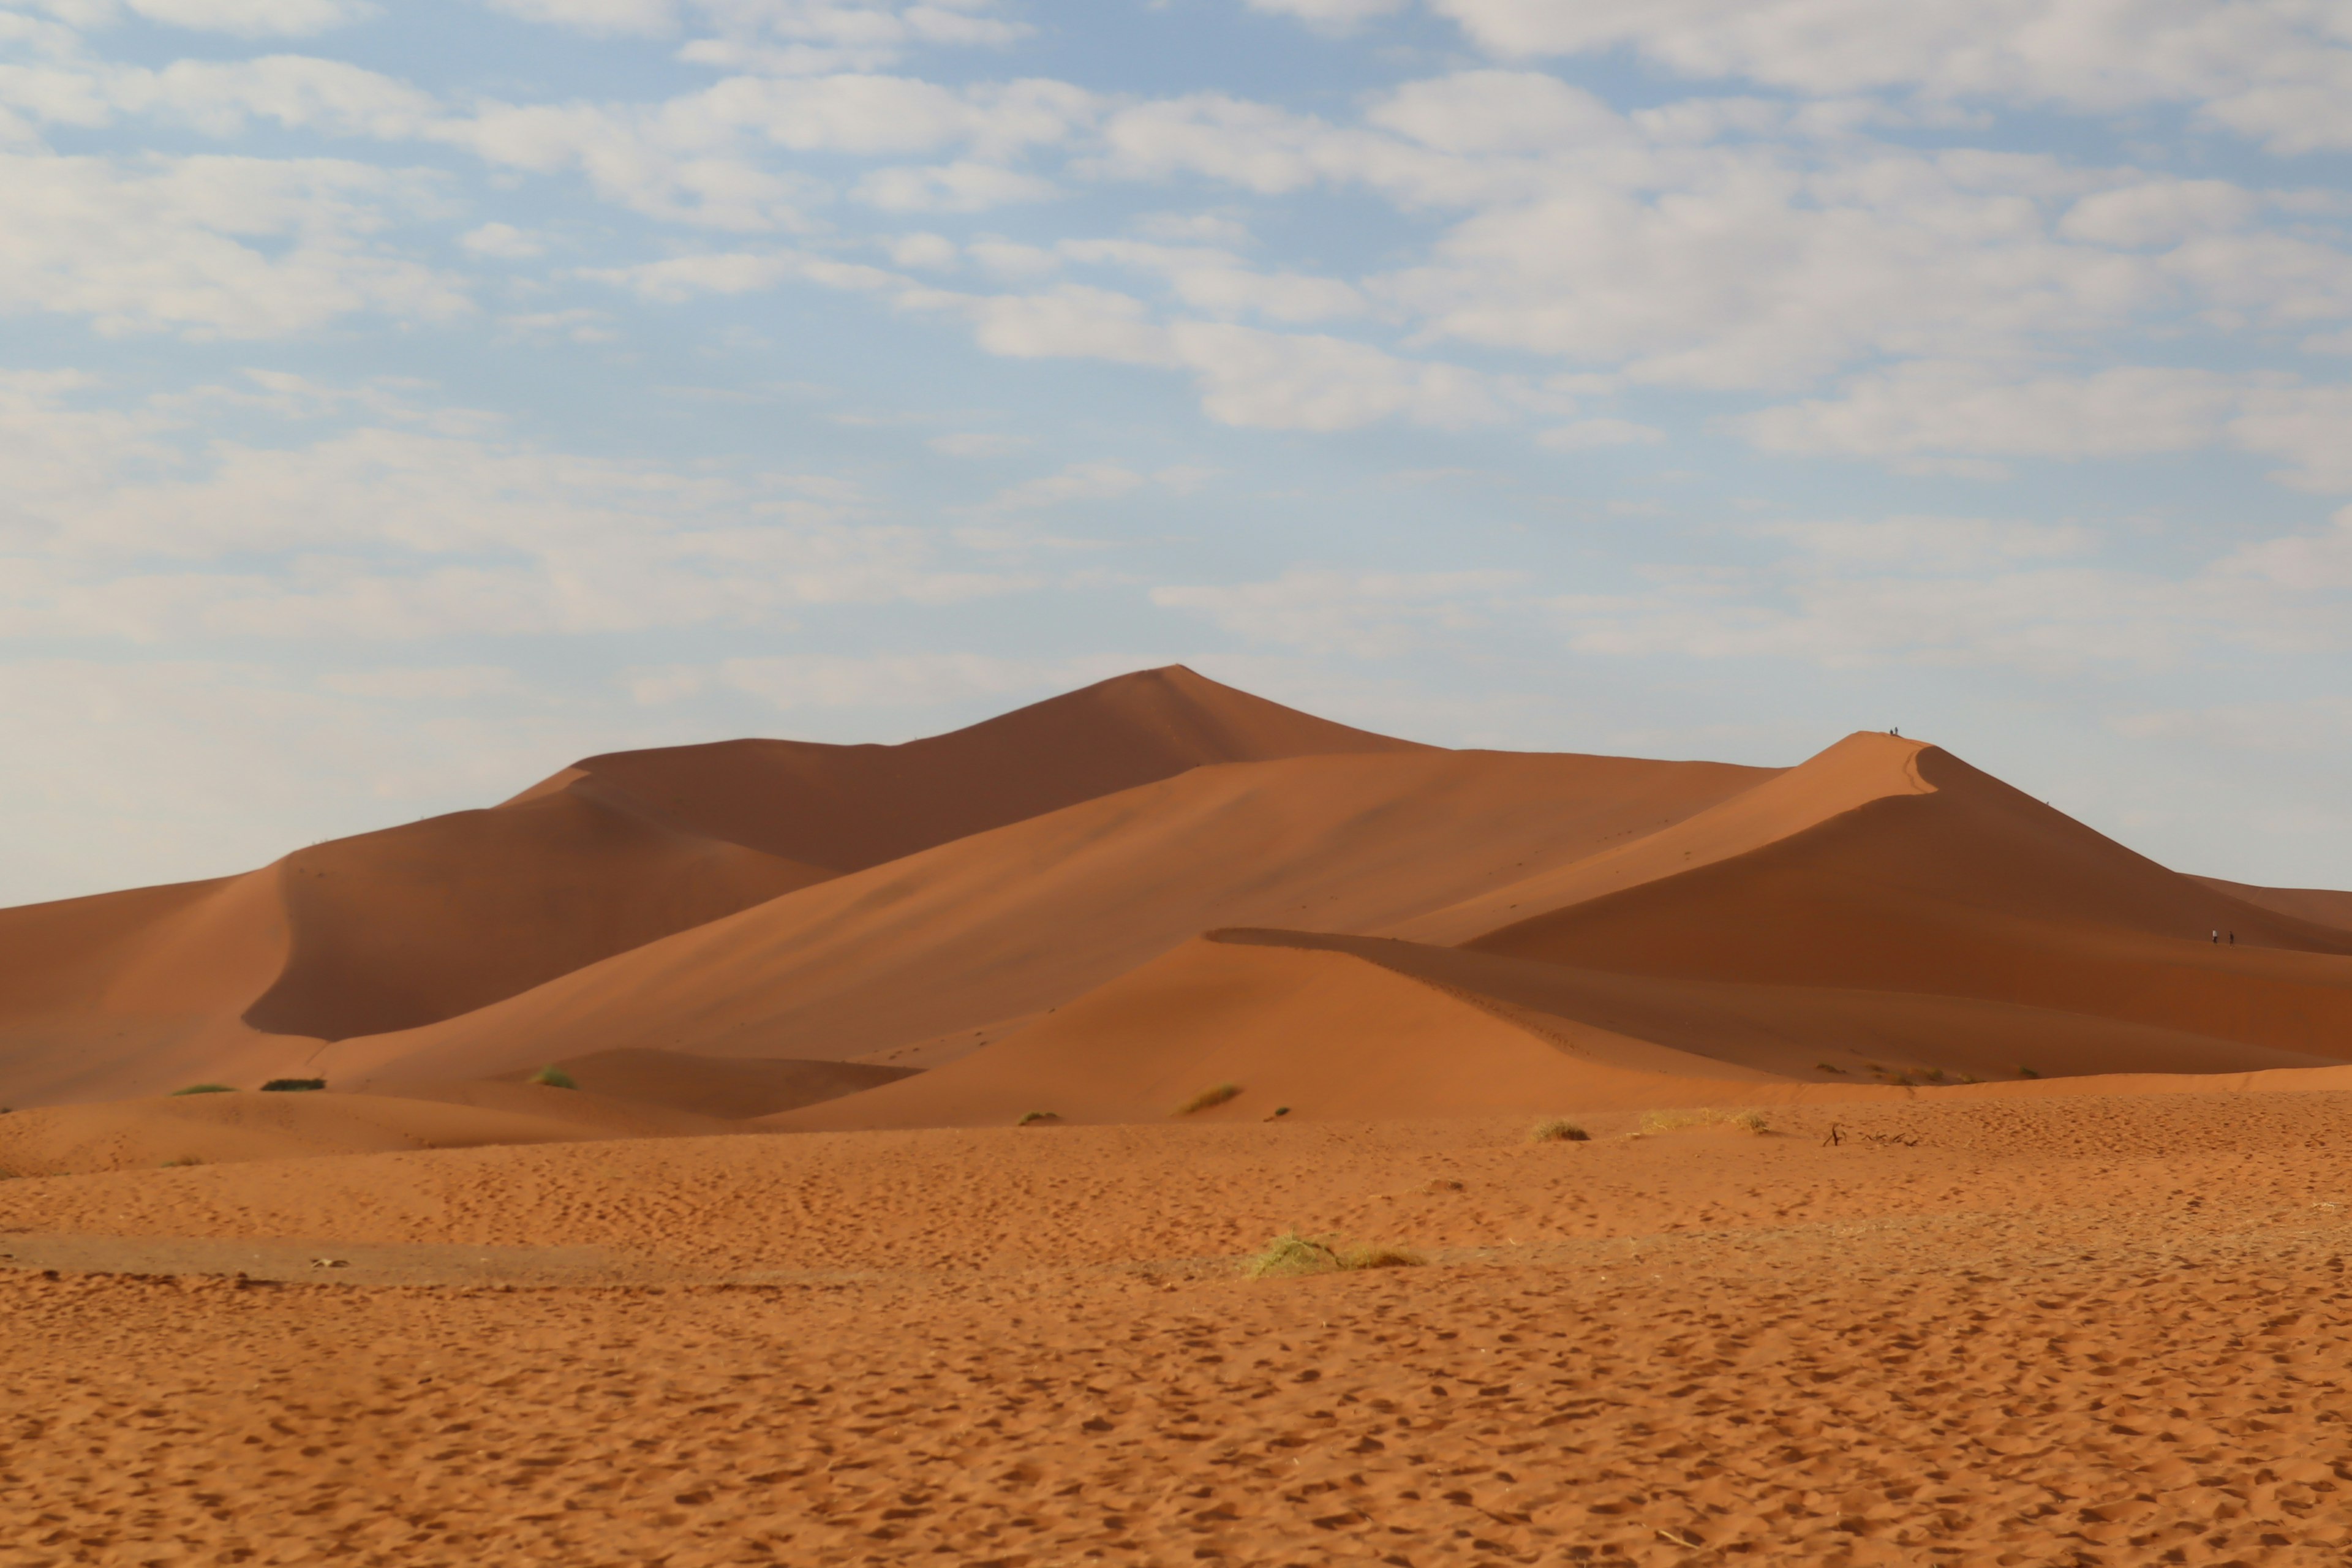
(461, 221), (544, 258)
(0, 372), (1031, 643)
(1152, 567), (1525, 657)
(1427, 0), (2352, 151)
(635, 650), (1146, 710)
(1740, 363), (2352, 491)
(2111, 696), (2352, 753)
(1760, 516), (2098, 570)
(124, 0), (375, 36)
(1246, 0), (1406, 25)
(1740, 363), (2247, 460)
(928, 430), (1030, 457)
(0, 149), (468, 337)
(854, 159), (1057, 211)
(1539, 418), (1664, 450)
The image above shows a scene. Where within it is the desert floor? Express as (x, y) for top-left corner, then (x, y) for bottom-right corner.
(7, 1090), (2352, 1567)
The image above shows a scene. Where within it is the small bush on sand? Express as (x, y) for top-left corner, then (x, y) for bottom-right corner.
(170, 1084), (235, 1096)
(1639, 1107), (1769, 1136)
(2017, 1065), (2041, 1079)
(1815, 1062), (1846, 1074)
(1529, 1117), (1589, 1143)
(527, 1067), (578, 1090)
(1016, 1110), (1060, 1126)
(1243, 1232), (1427, 1280)
(159, 1156), (205, 1169)
(1172, 1082), (1240, 1117)
(260, 1078), (326, 1093)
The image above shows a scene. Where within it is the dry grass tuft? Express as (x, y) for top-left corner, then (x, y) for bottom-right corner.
(1638, 1106), (1770, 1136)
(527, 1067), (579, 1090)
(1528, 1117), (1589, 1143)
(169, 1084), (235, 1096)
(1172, 1082), (1240, 1117)
(159, 1156), (205, 1169)
(1243, 1232), (1427, 1280)
(1016, 1110), (1061, 1126)
(260, 1078), (326, 1093)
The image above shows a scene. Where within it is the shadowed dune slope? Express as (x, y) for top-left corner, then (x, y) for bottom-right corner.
(771, 923), (2352, 1133)
(1468, 741), (2352, 1057)
(481, 1048), (917, 1119)
(2195, 875), (2352, 935)
(764, 935), (1767, 1131)
(2, 665), (1415, 1107)
(315, 748), (1776, 1088)
(0, 871), (314, 1110)
(240, 789), (831, 1040)
(503, 664), (1427, 870)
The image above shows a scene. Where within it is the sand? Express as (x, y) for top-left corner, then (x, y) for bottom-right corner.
(9, 666), (2352, 1561)
(7, 1088), (2352, 1564)
(0, 668), (1428, 1109)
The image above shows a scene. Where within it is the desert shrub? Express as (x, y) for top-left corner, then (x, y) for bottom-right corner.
(1815, 1062), (1846, 1074)
(159, 1156), (205, 1169)
(1243, 1232), (1427, 1280)
(260, 1078), (326, 1093)
(1016, 1109), (1060, 1126)
(1638, 1107), (1770, 1136)
(170, 1084), (235, 1096)
(527, 1067), (578, 1090)
(1529, 1117), (1589, 1143)
(1920, 1067), (1945, 1082)
(2017, 1065), (2041, 1079)
(1172, 1082), (1240, 1117)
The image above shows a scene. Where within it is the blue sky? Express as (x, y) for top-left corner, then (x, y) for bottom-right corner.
(5, 0), (2352, 902)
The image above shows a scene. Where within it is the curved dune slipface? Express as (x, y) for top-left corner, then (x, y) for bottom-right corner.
(1466, 743), (2352, 1060)
(764, 935), (1777, 1131)
(0, 666), (1417, 1107)
(2194, 875), (2352, 934)
(314, 748), (1774, 1088)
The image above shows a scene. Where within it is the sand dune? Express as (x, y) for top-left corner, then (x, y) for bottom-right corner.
(317, 747), (1772, 1088)
(481, 1047), (916, 1118)
(10, 669), (2352, 1131)
(500, 662), (1423, 870)
(0, 666), (1416, 1107)
(2195, 873), (2352, 933)
(1469, 742), (2352, 1058)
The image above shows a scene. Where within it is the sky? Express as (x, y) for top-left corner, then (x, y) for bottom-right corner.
(4, 0), (2352, 904)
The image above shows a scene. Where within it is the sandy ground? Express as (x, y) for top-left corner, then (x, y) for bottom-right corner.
(7, 1091), (2352, 1565)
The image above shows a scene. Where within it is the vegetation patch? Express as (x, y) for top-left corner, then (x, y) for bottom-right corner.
(1016, 1110), (1061, 1126)
(1638, 1107), (1770, 1136)
(260, 1078), (326, 1093)
(527, 1067), (579, 1090)
(1528, 1117), (1589, 1143)
(170, 1084), (235, 1096)
(1243, 1232), (1427, 1280)
(159, 1156), (205, 1169)
(1172, 1082), (1240, 1117)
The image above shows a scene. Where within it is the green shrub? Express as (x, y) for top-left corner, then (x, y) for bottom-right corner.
(1016, 1109), (1060, 1126)
(1638, 1107), (1769, 1136)
(260, 1078), (326, 1093)
(1529, 1117), (1589, 1143)
(1243, 1232), (1427, 1280)
(527, 1067), (578, 1090)
(2017, 1065), (2040, 1079)
(170, 1084), (235, 1096)
(1172, 1082), (1240, 1116)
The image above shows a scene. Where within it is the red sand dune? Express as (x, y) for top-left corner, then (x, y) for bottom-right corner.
(7, 668), (2352, 1128)
(0, 667), (1416, 1107)
(481, 1048), (917, 1119)
(316, 746), (1771, 1089)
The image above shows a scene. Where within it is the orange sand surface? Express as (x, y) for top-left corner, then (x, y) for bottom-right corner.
(9, 666), (2352, 1562)
(7, 1090), (2352, 1564)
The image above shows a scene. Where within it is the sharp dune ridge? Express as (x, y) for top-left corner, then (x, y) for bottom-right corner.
(2, 665), (2350, 1136)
